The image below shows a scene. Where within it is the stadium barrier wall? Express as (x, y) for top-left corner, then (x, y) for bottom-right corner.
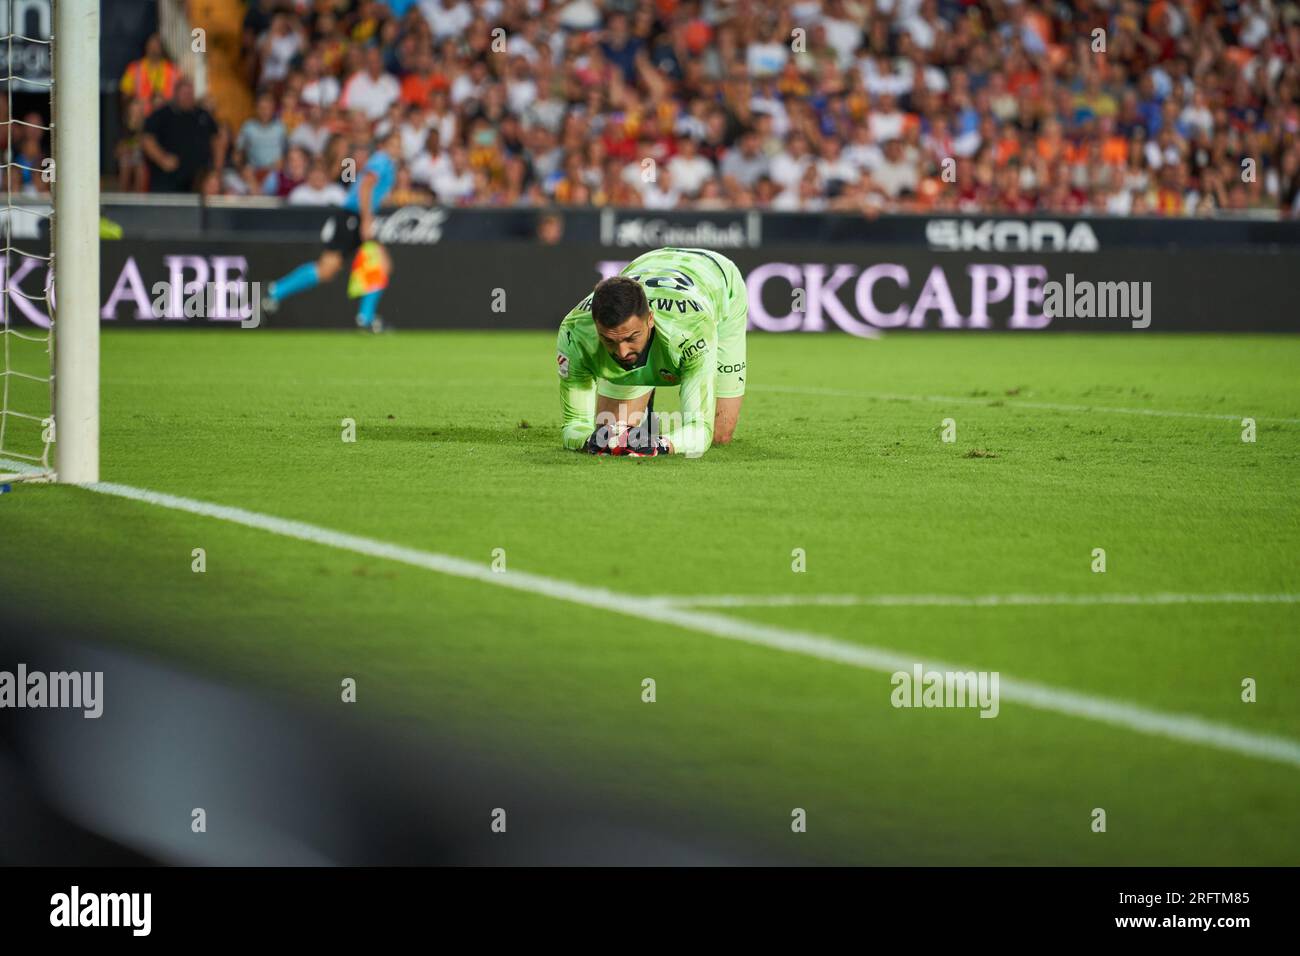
(89, 201), (1300, 249)
(3, 240), (1291, 333)
(6, 207), (1297, 332)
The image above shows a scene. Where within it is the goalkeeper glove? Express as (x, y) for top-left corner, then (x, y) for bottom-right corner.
(624, 417), (671, 457)
(582, 423), (619, 455)
(581, 421), (671, 456)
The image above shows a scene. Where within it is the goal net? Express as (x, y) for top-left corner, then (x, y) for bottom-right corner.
(0, 0), (98, 483)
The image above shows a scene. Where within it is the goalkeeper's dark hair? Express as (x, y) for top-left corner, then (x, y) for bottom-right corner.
(591, 276), (648, 329)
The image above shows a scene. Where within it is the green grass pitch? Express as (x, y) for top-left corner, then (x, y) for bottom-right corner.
(2, 330), (1298, 865)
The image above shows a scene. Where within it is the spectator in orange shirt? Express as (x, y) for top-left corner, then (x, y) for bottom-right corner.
(993, 125), (1021, 166)
(1155, 167), (1186, 215)
(1035, 117), (1067, 163)
(1097, 117), (1130, 165)
(119, 34), (179, 116)
(1004, 50), (1040, 96)
(400, 47), (448, 109)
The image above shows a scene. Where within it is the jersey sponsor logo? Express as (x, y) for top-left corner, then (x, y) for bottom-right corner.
(718, 362), (745, 374)
(679, 337), (707, 361)
(556, 350), (570, 378)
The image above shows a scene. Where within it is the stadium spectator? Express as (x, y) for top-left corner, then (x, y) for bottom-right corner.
(263, 146), (311, 199)
(257, 12), (308, 91)
(667, 136), (716, 197)
(421, 0), (474, 41)
(300, 50), (342, 109)
(108, 0), (1300, 217)
(289, 103), (333, 157)
(237, 93), (289, 173)
(115, 99), (148, 193)
(410, 128), (450, 189)
(537, 209), (564, 243)
(386, 165), (435, 206)
(430, 144), (475, 203)
(119, 34), (178, 116)
(141, 77), (219, 193)
(288, 160), (349, 206)
(341, 46), (402, 120)
(720, 128), (770, 189)
(399, 46), (447, 109)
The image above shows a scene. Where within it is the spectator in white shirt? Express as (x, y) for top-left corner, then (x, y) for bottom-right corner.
(258, 13), (304, 88)
(431, 145), (476, 203)
(289, 103), (331, 156)
(868, 93), (906, 143)
(288, 160), (348, 206)
(821, 0), (864, 68)
(873, 139), (919, 198)
(666, 137), (716, 198)
(843, 123), (885, 173)
(901, 0), (947, 51)
(641, 166), (681, 209)
(1180, 89), (1214, 139)
(450, 59), (489, 109)
(376, 103), (432, 162)
(750, 77), (791, 138)
(817, 136), (860, 192)
(424, 89), (458, 150)
(299, 51), (339, 108)
(505, 56), (538, 115)
(774, 165), (825, 210)
(340, 46), (401, 121)
(420, 0), (474, 41)
(506, 19), (543, 63)
(860, 52), (912, 98)
(746, 26), (790, 78)
(410, 129), (452, 189)
(769, 133), (813, 191)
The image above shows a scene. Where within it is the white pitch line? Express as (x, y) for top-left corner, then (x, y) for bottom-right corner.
(0, 457), (44, 473)
(662, 592), (1300, 609)
(74, 480), (1300, 770)
(752, 384), (1300, 425)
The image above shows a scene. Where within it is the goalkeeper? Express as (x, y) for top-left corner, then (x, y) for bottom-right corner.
(556, 247), (747, 457)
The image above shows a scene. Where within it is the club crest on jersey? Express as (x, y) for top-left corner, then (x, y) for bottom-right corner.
(659, 369), (678, 383)
(556, 350), (569, 378)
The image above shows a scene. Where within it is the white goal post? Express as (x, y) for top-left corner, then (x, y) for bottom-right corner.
(52, 0), (100, 483)
(0, 0), (98, 483)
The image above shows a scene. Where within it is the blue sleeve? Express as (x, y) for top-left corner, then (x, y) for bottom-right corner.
(364, 153), (396, 211)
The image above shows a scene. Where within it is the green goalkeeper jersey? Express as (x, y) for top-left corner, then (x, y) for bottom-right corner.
(556, 247), (737, 456)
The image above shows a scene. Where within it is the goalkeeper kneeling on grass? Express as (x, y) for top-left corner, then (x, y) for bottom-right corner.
(556, 247), (747, 458)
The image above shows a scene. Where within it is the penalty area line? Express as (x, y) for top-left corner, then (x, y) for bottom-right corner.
(70, 480), (1300, 771)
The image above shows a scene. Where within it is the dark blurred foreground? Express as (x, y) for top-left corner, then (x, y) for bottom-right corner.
(0, 612), (784, 866)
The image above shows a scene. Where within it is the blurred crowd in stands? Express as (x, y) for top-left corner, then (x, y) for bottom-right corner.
(107, 0), (1300, 216)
